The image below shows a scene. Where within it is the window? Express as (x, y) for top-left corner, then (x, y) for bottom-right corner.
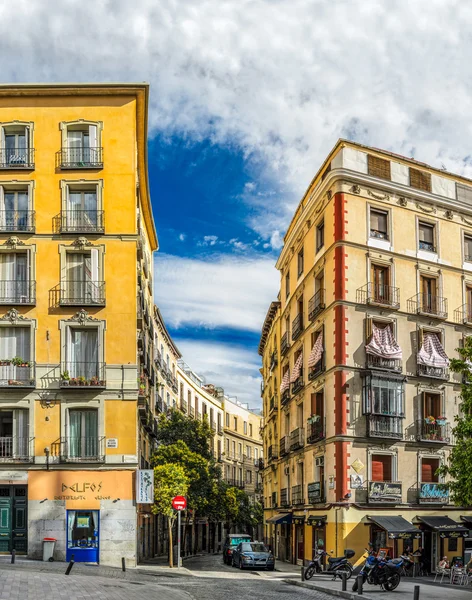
(254, 447), (259, 460)
(246, 445), (251, 458)
(0, 326), (31, 367)
(239, 467), (243, 482)
(363, 376), (404, 416)
(249, 423), (253, 437)
(64, 249), (102, 304)
(244, 421), (248, 435)
(285, 271), (290, 299)
(67, 510), (99, 553)
(233, 416), (237, 431)
(423, 392), (442, 419)
(0, 187), (32, 232)
(226, 438), (230, 453)
(449, 537), (458, 552)
(371, 454), (393, 482)
(1, 123), (33, 168)
(418, 222), (436, 252)
(180, 383), (184, 401)
(67, 409), (99, 459)
(238, 443), (242, 460)
(0, 409), (29, 458)
(188, 390), (191, 405)
(370, 209), (389, 240)
(371, 264), (390, 303)
(225, 413), (230, 427)
(166, 354), (170, 368)
(310, 391), (324, 419)
(195, 397), (199, 414)
(202, 403), (207, 416)
(65, 327), (99, 381)
(421, 457), (439, 483)
(0, 251), (33, 303)
(246, 470), (252, 484)
(420, 275), (438, 313)
(410, 168), (432, 192)
(316, 221), (324, 251)
(467, 286), (472, 322)
(297, 248), (304, 277)
(367, 155), (391, 180)
(464, 235), (472, 261)
(61, 121), (102, 168)
(232, 440), (236, 457)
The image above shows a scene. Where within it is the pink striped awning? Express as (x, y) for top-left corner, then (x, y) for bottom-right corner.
(417, 331), (449, 368)
(290, 353), (303, 383)
(280, 369), (290, 393)
(366, 322), (402, 359)
(308, 331), (324, 368)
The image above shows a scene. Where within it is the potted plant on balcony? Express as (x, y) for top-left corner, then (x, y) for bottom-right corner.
(0, 359), (9, 366)
(69, 377), (78, 386)
(11, 357), (23, 367)
(436, 415), (447, 426)
(78, 376), (87, 386)
(425, 415), (436, 425)
(90, 376), (99, 386)
(60, 370), (70, 386)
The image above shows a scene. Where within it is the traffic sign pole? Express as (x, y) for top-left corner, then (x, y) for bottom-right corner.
(172, 496), (186, 568)
(177, 508), (181, 568)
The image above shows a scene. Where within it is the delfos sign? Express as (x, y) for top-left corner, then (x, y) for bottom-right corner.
(172, 496), (187, 510)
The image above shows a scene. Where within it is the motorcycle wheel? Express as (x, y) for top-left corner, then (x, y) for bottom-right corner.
(336, 565), (353, 581)
(382, 573), (401, 591)
(304, 565), (316, 580)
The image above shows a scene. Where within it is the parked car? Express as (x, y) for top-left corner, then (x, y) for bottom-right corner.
(231, 541), (275, 571)
(222, 534), (252, 564)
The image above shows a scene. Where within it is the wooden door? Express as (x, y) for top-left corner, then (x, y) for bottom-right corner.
(12, 487), (27, 553)
(372, 265), (389, 302)
(0, 489), (11, 553)
(421, 276), (437, 313)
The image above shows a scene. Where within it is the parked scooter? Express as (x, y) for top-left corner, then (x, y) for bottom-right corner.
(304, 548), (355, 581)
(352, 546), (403, 592)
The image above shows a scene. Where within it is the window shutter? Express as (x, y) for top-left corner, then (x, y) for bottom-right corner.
(367, 155), (391, 180)
(410, 168), (432, 192)
(419, 224), (434, 244)
(372, 455), (391, 482)
(366, 317), (373, 340)
(88, 125), (97, 148)
(310, 393), (316, 415)
(421, 459), (437, 483)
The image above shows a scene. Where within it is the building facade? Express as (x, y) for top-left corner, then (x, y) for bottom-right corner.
(261, 139), (472, 569)
(0, 83), (157, 566)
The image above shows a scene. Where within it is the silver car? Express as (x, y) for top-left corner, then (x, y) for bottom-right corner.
(232, 541), (275, 571)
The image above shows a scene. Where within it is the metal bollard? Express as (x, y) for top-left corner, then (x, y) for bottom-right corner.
(413, 585), (420, 600)
(65, 554), (75, 576)
(11, 549), (15, 564)
(121, 557), (126, 572)
(357, 574), (363, 595)
(342, 572), (347, 591)
(301, 565), (305, 581)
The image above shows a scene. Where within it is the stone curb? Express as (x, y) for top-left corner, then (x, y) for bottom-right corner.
(285, 578), (363, 599)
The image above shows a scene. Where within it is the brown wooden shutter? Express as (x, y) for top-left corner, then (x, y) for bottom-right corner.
(421, 458), (439, 483)
(371, 455), (391, 482)
(410, 168), (432, 192)
(316, 392), (324, 419)
(310, 393), (316, 415)
(368, 155), (391, 180)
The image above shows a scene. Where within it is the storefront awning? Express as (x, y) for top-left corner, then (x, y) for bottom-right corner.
(266, 513), (292, 525)
(417, 516), (468, 537)
(307, 515), (327, 526)
(293, 515), (305, 525)
(460, 516), (472, 529)
(368, 515), (420, 539)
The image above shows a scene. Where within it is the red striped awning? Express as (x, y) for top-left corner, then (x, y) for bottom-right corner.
(290, 353), (303, 383)
(308, 331), (323, 368)
(280, 369), (290, 393)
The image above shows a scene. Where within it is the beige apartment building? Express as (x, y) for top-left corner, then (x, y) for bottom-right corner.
(260, 139), (472, 570)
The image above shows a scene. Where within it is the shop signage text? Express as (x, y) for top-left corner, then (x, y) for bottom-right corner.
(388, 531), (422, 540)
(308, 482), (323, 503)
(54, 480), (110, 501)
(418, 483), (449, 504)
(136, 469), (154, 504)
(368, 481), (402, 503)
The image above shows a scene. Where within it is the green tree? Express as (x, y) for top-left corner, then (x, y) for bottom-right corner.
(157, 409), (213, 459)
(438, 336), (472, 506)
(153, 463), (189, 567)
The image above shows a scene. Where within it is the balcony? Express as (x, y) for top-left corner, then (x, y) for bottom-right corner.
(180, 399), (188, 413)
(308, 482), (325, 504)
(60, 362), (106, 388)
(269, 396), (278, 412)
(271, 492), (278, 508)
(268, 444), (278, 462)
(154, 349), (162, 369)
(407, 293), (448, 319)
(0, 210), (35, 232)
(257, 458), (265, 469)
(171, 375), (178, 393)
(308, 357), (325, 380)
(454, 303), (472, 324)
(58, 210), (105, 234)
(416, 419), (450, 443)
(281, 331), (290, 356)
(52, 436), (106, 463)
(218, 423), (223, 434)
(190, 406), (195, 418)
(417, 363), (449, 380)
(270, 351), (278, 371)
(279, 437), (289, 457)
(280, 487), (290, 508)
(0, 147), (35, 170)
(292, 371), (304, 394)
(211, 420), (217, 433)
(156, 395), (164, 413)
(366, 414), (403, 440)
(292, 484), (304, 505)
(57, 147), (103, 169)
(290, 427), (304, 451)
(58, 280), (105, 306)
(0, 280), (36, 306)
(366, 354), (402, 372)
(292, 314), (303, 341)
(308, 289), (325, 321)
(281, 388), (291, 406)
(307, 417), (325, 444)
(226, 479), (245, 489)
(368, 481), (402, 503)
(0, 437), (34, 463)
(356, 283), (400, 309)
(0, 361), (35, 388)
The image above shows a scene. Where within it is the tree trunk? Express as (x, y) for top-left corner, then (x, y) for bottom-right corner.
(168, 516), (174, 568)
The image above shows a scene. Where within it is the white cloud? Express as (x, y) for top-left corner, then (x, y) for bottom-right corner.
(154, 253), (278, 331)
(178, 233), (186, 242)
(199, 235), (219, 246)
(175, 339), (262, 408)
(3, 1), (472, 238)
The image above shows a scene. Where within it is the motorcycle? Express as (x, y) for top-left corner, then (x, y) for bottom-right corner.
(304, 548), (355, 581)
(352, 547), (403, 592)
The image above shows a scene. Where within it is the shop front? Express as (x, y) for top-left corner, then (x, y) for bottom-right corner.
(66, 510), (99, 562)
(417, 516), (468, 571)
(266, 513), (292, 561)
(293, 516), (305, 564)
(367, 515), (421, 557)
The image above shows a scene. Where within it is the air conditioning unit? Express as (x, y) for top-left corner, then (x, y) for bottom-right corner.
(315, 456), (324, 467)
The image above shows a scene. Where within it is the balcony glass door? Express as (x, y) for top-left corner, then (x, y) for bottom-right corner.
(0, 253), (28, 302)
(0, 410), (28, 459)
(421, 276), (437, 313)
(371, 265), (389, 302)
(4, 130), (27, 165)
(0, 190), (28, 231)
(0, 327), (30, 386)
(68, 410), (98, 459)
(67, 129), (90, 164)
(67, 189), (98, 231)
(68, 328), (98, 381)
(65, 251), (99, 303)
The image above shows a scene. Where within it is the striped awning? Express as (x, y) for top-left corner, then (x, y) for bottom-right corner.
(308, 331), (323, 368)
(290, 353), (303, 383)
(366, 322), (402, 359)
(280, 369), (290, 393)
(417, 331), (449, 368)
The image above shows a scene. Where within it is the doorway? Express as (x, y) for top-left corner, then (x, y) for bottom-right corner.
(296, 525), (304, 563)
(0, 485), (27, 554)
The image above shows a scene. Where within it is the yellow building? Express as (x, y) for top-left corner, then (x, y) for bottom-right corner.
(0, 83), (157, 566)
(260, 140), (472, 570)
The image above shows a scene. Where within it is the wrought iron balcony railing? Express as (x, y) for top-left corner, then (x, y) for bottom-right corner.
(292, 373), (304, 395)
(270, 351), (278, 371)
(256, 458), (265, 469)
(190, 406), (195, 418)
(454, 303), (472, 324)
(271, 492), (277, 508)
(60, 362), (106, 388)
(308, 289), (325, 321)
(416, 419), (450, 443)
(0, 361), (35, 388)
(0, 437), (34, 462)
(366, 354), (402, 372)
(292, 314), (303, 341)
(57, 147), (103, 169)
(0, 280), (36, 305)
(290, 427), (305, 451)
(281, 388), (291, 405)
(308, 357), (325, 380)
(417, 363), (449, 380)
(0, 210), (35, 232)
(408, 293), (448, 319)
(58, 210), (105, 233)
(156, 395), (164, 413)
(307, 417), (325, 444)
(268, 444), (278, 461)
(52, 436), (106, 462)
(269, 396), (278, 412)
(307, 482), (325, 504)
(218, 423), (223, 434)
(279, 436), (289, 457)
(0, 147), (35, 169)
(292, 484), (304, 505)
(280, 487), (290, 507)
(59, 280), (105, 306)
(367, 414), (403, 440)
(226, 478), (245, 489)
(180, 400), (188, 413)
(357, 283), (400, 309)
(281, 331), (290, 356)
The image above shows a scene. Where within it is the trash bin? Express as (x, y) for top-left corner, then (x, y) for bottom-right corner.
(42, 538), (56, 562)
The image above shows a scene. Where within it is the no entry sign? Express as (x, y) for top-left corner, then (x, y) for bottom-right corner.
(172, 496), (187, 511)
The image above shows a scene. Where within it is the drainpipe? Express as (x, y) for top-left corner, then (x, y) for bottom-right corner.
(44, 447), (50, 471)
